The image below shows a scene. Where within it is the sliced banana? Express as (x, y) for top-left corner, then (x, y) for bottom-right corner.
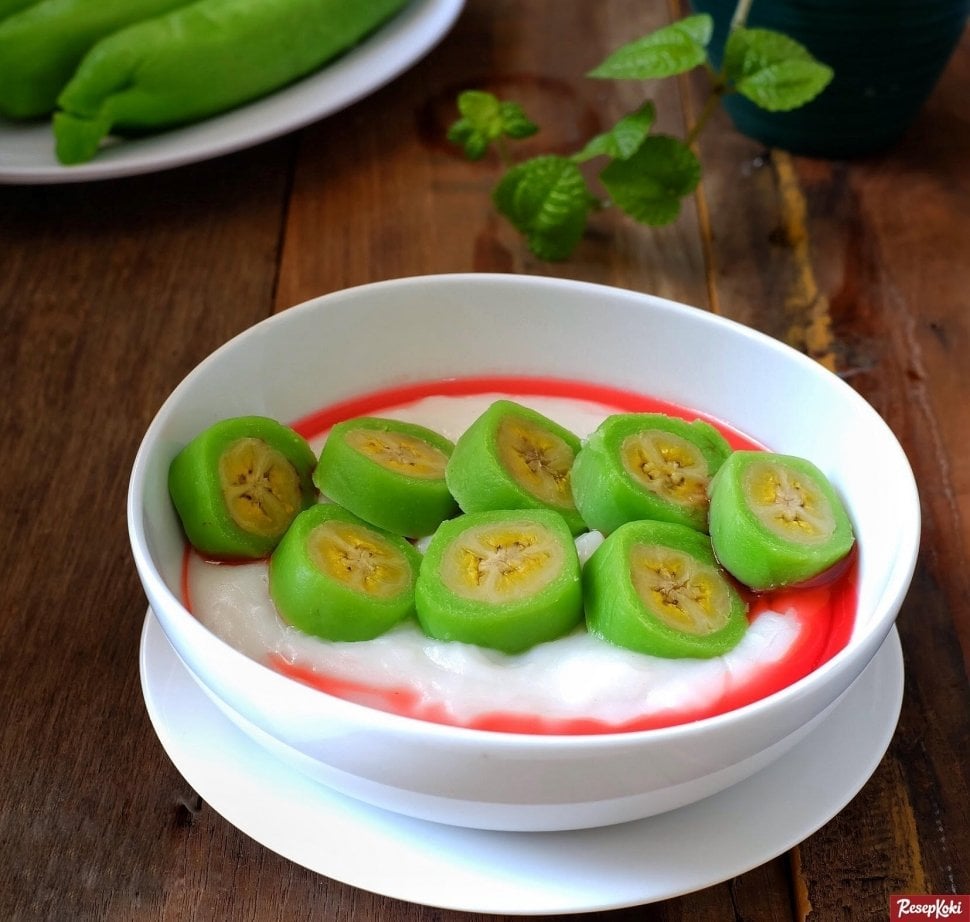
(168, 416), (317, 559)
(307, 520), (414, 599)
(628, 544), (733, 636)
(313, 416), (458, 537)
(621, 429), (711, 509)
(343, 427), (448, 479)
(572, 413), (733, 535)
(270, 503), (421, 641)
(744, 459), (836, 542)
(415, 509), (583, 653)
(584, 519), (748, 659)
(496, 413), (576, 508)
(439, 519), (565, 603)
(218, 437), (305, 539)
(708, 451), (855, 590)
(445, 400), (586, 535)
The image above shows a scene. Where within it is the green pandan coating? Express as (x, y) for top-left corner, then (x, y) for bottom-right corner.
(572, 412), (733, 535)
(314, 416), (458, 538)
(445, 399), (586, 535)
(168, 415), (317, 560)
(270, 503), (421, 642)
(584, 519), (748, 659)
(415, 508), (583, 654)
(708, 451), (855, 590)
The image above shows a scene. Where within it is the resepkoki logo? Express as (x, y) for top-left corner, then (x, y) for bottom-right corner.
(890, 895), (970, 921)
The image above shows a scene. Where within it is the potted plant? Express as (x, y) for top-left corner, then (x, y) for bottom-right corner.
(692, 0), (968, 157)
(449, 0), (966, 259)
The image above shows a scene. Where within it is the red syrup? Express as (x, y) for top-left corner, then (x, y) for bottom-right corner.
(187, 376), (860, 735)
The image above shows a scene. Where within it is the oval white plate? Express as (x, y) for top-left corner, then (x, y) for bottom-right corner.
(0, 0), (464, 184)
(140, 609), (903, 914)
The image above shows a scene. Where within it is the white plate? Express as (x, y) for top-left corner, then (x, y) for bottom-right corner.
(140, 610), (904, 915)
(0, 0), (464, 184)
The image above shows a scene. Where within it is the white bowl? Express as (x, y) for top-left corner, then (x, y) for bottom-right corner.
(128, 273), (919, 832)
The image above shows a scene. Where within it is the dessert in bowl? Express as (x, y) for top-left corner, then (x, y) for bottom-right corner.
(128, 273), (919, 832)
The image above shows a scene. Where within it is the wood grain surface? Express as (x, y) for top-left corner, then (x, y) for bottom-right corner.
(1, 2), (967, 919)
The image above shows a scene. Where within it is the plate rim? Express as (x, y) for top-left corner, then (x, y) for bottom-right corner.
(139, 608), (904, 914)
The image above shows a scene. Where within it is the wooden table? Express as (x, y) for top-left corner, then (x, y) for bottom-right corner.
(2, 3), (968, 919)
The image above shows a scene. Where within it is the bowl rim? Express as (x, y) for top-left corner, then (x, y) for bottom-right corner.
(127, 272), (921, 748)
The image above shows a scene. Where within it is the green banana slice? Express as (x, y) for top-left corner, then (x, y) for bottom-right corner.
(584, 520), (748, 659)
(571, 413), (733, 535)
(269, 503), (421, 641)
(445, 400), (586, 535)
(313, 416), (458, 538)
(168, 416), (317, 559)
(708, 451), (855, 590)
(415, 509), (583, 654)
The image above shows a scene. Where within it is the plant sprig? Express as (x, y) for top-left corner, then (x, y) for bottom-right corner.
(448, 4), (833, 261)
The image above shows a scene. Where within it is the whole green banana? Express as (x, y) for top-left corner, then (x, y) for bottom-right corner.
(0, 0), (195, 120)
(0, 0), (42, 23)
(53, 0), (409, 165)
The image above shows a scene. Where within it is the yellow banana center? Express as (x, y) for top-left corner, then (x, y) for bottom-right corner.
(630, 544), (730, 635)
(745, 461), (834, 543)
(497, 416), (576, 509)
(219, 438), (302, 538)
(346, 428), (448, 479)
(621, 430), (709, 508)
(442, 523), (563, 603)
(308, 521), (411, 598)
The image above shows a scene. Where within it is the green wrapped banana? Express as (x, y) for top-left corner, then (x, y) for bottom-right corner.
(0, 0), (195, 120)
(0, 0), (42, 24)
(53, 0), (409, 165)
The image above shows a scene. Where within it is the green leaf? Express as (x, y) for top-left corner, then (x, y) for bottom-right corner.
(574, 101), (656, 162)
(447, 90), (538, 160)
(498, 101), (539, 139)
(599, 135), (700, 226)
(493, 155), (596, 260)
(588, 14), (713, 80)
(724, 28), (834, 112)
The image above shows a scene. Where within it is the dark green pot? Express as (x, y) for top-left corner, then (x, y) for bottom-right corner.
(692, 0), (968, 157)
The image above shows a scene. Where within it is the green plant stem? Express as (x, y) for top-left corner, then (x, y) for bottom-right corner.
(496, 137), (513, 168)
(729, 0), (754, 31)
(685, 83), (725, 146)
(686, 0), (751, 146)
